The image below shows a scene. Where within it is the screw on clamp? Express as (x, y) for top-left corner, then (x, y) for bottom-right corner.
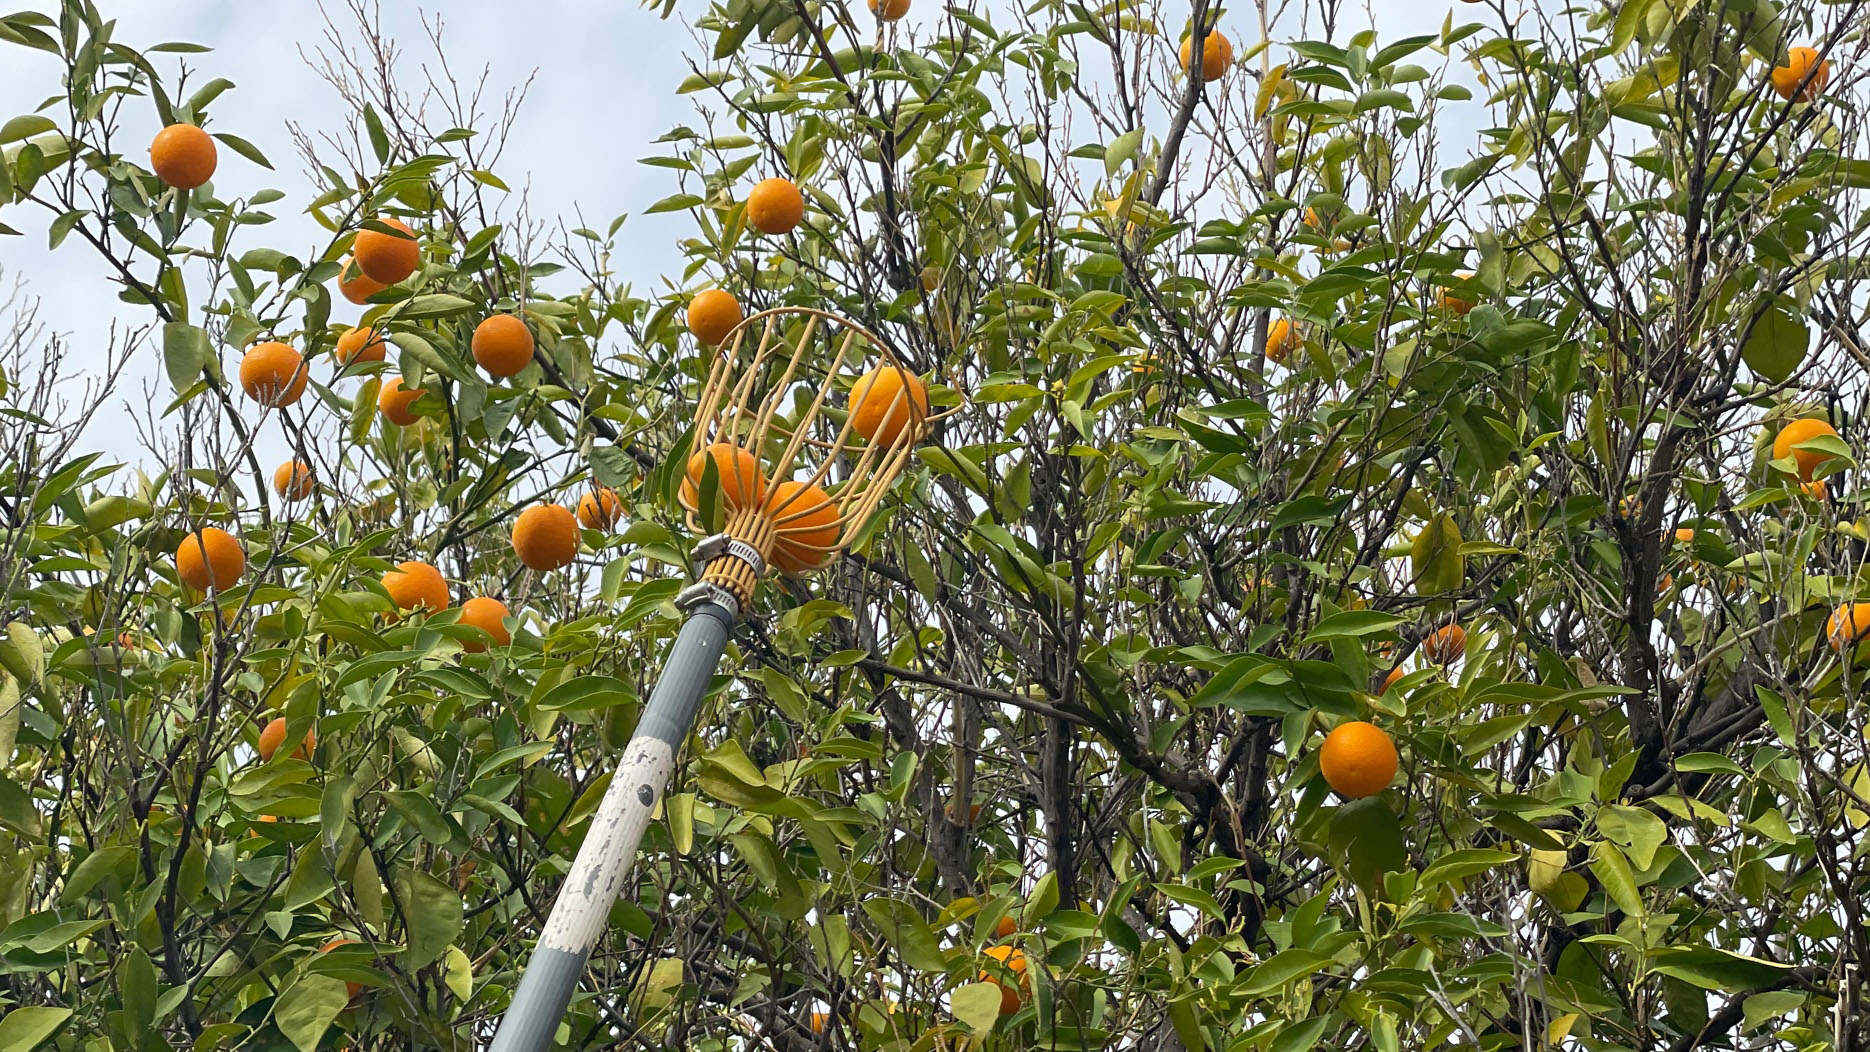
(692, 533), (766, 577)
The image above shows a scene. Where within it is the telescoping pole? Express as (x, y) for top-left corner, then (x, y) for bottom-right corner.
(487, 590), (738, 1052)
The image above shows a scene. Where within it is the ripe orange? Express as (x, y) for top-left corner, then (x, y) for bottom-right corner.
(980, 945), (1029, 1015)
(687, 289), (743, 345)
(809, 1011), (829, 1034)
(993, 915), (1018, 938)
(1422, 624), (1466, 664)
(382, 560), (450, 614)
(681, 443), (766, 513)
(1827, 603), (1870, 652)
(747, 178), (806, 235)
(868, 0), (910, 19)
(1378, 666), (1405, 695)
(1802, 479), (1828, 500)
(258, 716), (314, 761)
(848, 364), (930, 447)
(1318, 720), (1398, 799)
(318, 938), (364, 1000)
(512, 504), (580, 571)
(175, 527), (245, 592)
(472, 314), (534, 378)
(240, 342), (310, 407)
(766, 480), (842, 574)
(353, 217), (421, 285)
(274, 460), (315, 501)
(338, 258), (388, 304)
(335, 325), (387, 366)
(1771, 47), (1831, 102)
(577, 487), (624, 531)
(1265, 317), (1301, 364)
(378, 376), (424, 426)
(1772, 418), (1840, 481)
(458, 596), (511, 652)
(1672, 527), (1696, 544)
(1439, 273), (1476, 315)
(1179, 29), (1233, 82)
(150, 123), (217, 189)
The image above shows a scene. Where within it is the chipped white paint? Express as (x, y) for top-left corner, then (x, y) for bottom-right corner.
(538, 737), (677, 953)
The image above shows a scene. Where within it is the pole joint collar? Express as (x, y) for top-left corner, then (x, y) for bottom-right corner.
(676, 581), (741, 618)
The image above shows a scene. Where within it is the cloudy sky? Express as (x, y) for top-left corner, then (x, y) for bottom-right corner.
(0, 0), (1473, 468)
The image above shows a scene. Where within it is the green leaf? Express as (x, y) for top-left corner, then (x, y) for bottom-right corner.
(0, 1006), (71, 1051)
(59, 845), (134, 902)
(1329, 797), (1407, 887)
(1418, 848), (1517, 886)
(0, 115), (54, 145)
(1648, 946), (1792, 992)
(1591, 841), (1645, 917)
(444, 944), (473, 1000)
(1410, 511), (1465, 594)
(1302, 610), (1407, 644)
(211, 132), (272, 170)
(1597, 804), (1668, 869)
(1238, 948), (1332, 997)
(951, 982), (1005, 1031)
(396, 867), (463, 967)
(1269, 1016), (1332, 1052)
(161, 322), (209, 396)
(1742, 990), (1806, 1029)
(274, 974), (347, 1052)
(0, 774), (41, 836)
(1104, 128), (1143, 177)
(399, 294), (476, 320)
(1741, 305), (1808, 384)
(860, 898), (949, 972)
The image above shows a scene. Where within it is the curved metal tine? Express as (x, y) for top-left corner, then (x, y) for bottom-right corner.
(748, 313), (822, 481)
(781, 328), (868, 494)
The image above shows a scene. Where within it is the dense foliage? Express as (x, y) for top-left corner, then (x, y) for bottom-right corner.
(1, 0), (1868, 1049)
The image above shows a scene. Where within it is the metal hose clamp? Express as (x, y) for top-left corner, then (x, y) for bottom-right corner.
(693, 533), (766, 577)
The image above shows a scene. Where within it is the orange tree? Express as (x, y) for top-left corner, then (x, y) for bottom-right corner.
(1, 0), (1869, 1049)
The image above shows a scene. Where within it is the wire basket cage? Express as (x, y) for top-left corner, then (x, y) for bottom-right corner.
(679, 307), (957, 599)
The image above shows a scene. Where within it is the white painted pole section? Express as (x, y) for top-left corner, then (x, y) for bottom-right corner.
(488, 599), (736, 1052)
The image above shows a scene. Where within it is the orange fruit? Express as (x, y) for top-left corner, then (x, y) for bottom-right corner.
(472, 314), (535, 378)
(848, 365), (930, 446)
(681, 443), (767, 513)
(1439, 273), (1476, 315)
(338, 258), (388, 304)
(274, 460), (315, 501)
(335, 325), (387, 366)
(511, 504), (579, 572)
(150, 123), (217, 189)
(577, 487), (624, 531)
(1303, 206), (1326, 230)
(382, 560), (450, 614)
(687, 289), (743, 345)
(258, 716), (314, 761)
(240, 342), (310, 407)
(1179, 29), (1233, 82)
(1318, 720), (1398, 798)
(378, 376), (424, 426)
(1265, 317), (1301, 364)
(1827, 603), (1870, 652)
(1772, 418), (1841, 480)
(980, 945), (1029, 1015)
(1672, 527), (1696, 544)
(1771, 47), (1831, 102)
(318, 938), (364, 1000)
(766, 480), (842, 574)
(1802, 479), (1828, 500)
(1378, 666), (1405, 695)
(868, 0), (910, 18)
(353, 217), (421, 285)
(747, 177), (806, 235)
(1422, 624), (1466, 664)
(175, 527), (245, 592)
(458, 596), (511, 653)
(993, 915), (1018, 938)
(809, 1011), (829, 1034)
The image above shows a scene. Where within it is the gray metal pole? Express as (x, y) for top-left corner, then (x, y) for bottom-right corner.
(488, 596), (737, 1052)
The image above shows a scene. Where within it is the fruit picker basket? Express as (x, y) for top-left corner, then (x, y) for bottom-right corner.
(677, 307), (960, 601)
